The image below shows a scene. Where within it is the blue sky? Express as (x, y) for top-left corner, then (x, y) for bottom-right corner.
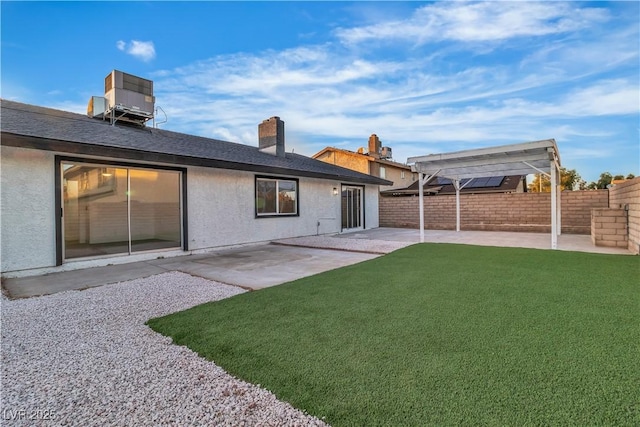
(2, 1), (638, 183)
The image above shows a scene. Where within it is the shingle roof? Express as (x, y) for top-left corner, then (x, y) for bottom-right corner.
(1, 100), (391, 186)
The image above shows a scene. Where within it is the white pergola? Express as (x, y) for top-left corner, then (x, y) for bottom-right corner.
(407, 139), (562, 249)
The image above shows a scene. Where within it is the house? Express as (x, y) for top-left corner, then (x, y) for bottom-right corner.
(312, 134), (416, 190)
(1, 81), (390, 277)
(380, 175), (527, 196)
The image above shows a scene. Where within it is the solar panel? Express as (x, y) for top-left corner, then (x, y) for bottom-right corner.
(434, 176), (504, 188)
(486, 176), (504, 187)
(469, 177), (489, 187)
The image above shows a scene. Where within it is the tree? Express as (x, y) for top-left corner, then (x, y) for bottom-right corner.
(561, 168), (581, 191)
(578, 179), (589, 190)
(527, 168), (581, 192)
(590, 172), (613, 189)
(586, 172), (637, 189)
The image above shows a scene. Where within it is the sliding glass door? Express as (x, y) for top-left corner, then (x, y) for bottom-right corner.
(62, 161), (182, 260)
(341, 185), (364, 231)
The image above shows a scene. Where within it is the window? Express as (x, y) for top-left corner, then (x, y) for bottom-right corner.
(401, 170), (406, 179)
(380, 166), (386, 179)
(256, 177), (298, 216)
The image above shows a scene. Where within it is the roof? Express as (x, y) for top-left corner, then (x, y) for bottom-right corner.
(313, 146), (412, 170)
(0, 100), (391, 186)
(407, 139), (560, 179)
(381, 175), (525, 196)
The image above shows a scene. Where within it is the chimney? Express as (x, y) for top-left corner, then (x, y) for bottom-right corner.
(259, 116), (285, 157)
(368, 134), (381, 158)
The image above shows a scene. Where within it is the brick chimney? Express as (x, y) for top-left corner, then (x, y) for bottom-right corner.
(368, 134), (381, 158)
(258, 116), (285, 157)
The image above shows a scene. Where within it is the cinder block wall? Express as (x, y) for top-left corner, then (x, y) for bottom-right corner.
(591, 208), (628, 248)
(379, 190), (609, 234)
(607, 177), (640, 254)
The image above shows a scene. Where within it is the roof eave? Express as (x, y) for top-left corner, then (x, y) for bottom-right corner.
(1, 132), (389, 186)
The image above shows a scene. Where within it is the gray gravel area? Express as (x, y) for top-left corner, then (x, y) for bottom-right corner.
(274, 235), (412, 254)
(1, 271), (328, 426)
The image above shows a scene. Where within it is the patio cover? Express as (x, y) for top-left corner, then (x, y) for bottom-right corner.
(407, 139), (562, 249)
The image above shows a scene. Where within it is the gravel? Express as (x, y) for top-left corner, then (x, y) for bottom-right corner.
(1, 271), (328, 426)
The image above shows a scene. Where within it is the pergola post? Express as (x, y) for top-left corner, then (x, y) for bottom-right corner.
(419, 172), (425, 243)
(557, 182), (562, 236)
(550, 161), (558, 249)
(453, 179), (461, 232)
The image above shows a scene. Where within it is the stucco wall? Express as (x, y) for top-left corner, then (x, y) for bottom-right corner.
(1, 147), (380, 275)
(364, 185), (380, 229)
(315, 151), (370, 174)
(1, 146), (57, 272)
(187, 167), (368, 250)
(379, 190), (609, 234)
(379, 164), (415, 191)
(608, 177), (640, 254)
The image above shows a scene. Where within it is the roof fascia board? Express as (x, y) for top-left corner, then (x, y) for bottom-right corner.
(2, 132), (390, 186)
(313, 147), (375, 161)
(377, 159), (412, 169)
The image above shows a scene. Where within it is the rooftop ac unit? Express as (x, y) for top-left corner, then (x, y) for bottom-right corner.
(87, 96), (108, 118)
(380, 146), (393, 160)
(104, 70), (155, 123)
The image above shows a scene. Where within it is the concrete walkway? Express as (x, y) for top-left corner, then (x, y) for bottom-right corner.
(2, 228), (631, 299)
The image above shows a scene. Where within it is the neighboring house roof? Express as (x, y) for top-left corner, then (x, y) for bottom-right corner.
(1, 100), (391, 186)
(381, 175), (525, 196)
(312, 146), (412, 171)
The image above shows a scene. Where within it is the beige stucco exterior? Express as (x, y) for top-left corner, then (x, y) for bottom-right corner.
(313, 147), (416, 191)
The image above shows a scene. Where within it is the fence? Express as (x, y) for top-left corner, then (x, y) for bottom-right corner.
(379, 190), (609, 235)
(606, 177), (640, 254)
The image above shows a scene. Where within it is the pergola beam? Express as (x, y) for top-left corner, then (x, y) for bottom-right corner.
(408, 139), (558, 163)
(410, 152), (552, 171)
(413, 164), (551, 179)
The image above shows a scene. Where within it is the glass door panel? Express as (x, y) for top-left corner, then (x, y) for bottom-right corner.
(129, 169), (181, 252)
(63, 164), (129, 258)
(341, 186), (363, 230)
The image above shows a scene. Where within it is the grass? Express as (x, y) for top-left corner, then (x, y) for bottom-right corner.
(147, 244), (640, 426)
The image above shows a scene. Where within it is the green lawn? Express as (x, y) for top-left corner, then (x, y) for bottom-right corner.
(147, 244), (640, 426)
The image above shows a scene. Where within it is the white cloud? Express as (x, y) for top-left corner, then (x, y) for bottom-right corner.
(153, 46), (637, 149)
(335, 2), (609, 45)
(116, 40), (156, 62)
(145, 2), (636, 182)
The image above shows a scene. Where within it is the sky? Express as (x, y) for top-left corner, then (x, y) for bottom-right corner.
(1, 1), (638, 184)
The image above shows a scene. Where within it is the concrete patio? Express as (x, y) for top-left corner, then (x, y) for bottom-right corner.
(2, 228), (631, 299)
(333, 227), (632, 254)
